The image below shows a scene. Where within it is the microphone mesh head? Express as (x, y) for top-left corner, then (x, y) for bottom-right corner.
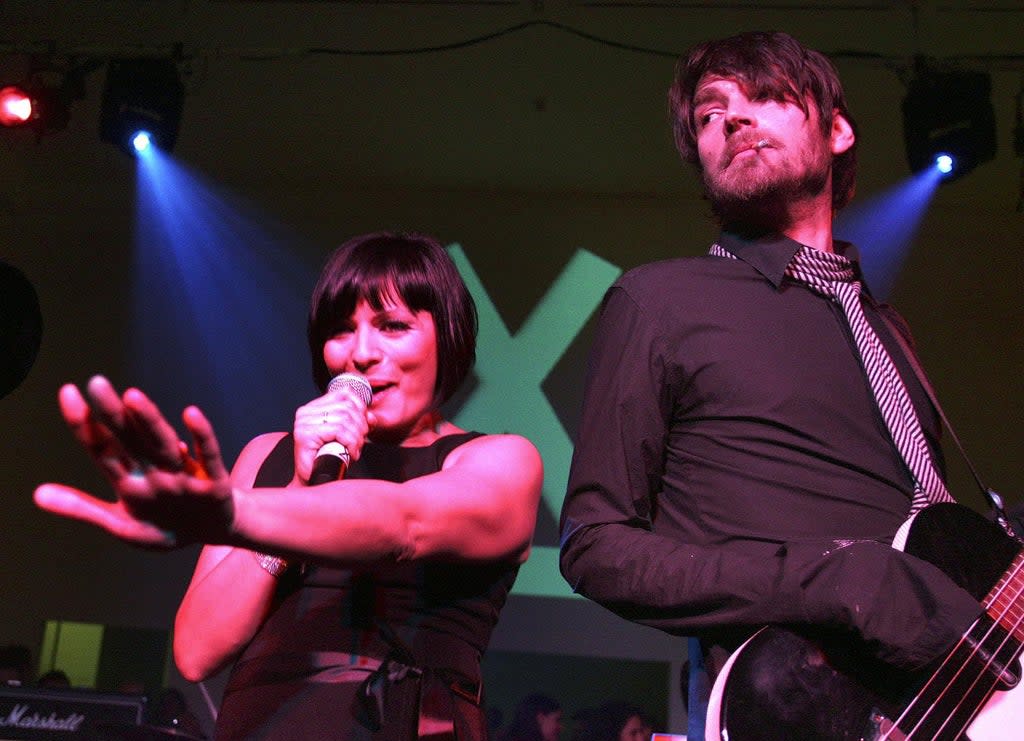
(327, 373), (372, 406)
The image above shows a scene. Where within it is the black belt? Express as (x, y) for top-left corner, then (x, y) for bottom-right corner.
(358, 655), (482, 740)
(226, 650), (383, 689)
(227, 649), (482, 740)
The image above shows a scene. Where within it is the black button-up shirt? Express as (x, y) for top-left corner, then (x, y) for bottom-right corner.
(559, 231), (979, 670)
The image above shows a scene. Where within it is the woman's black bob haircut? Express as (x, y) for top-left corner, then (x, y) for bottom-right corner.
(307, 232), (477, 408)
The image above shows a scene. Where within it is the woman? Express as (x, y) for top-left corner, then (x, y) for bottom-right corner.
(569, 702), (652, 741)
(499, 693), (562, 741)
(35, 232), (543, 739)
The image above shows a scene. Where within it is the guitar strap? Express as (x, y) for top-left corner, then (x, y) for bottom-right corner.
(876, 309), (1021, 542)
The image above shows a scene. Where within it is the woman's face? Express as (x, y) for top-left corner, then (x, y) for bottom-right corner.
(619, 715), (651, 741)
(322, 293), (438, 443)
(537, 709), (563, 741)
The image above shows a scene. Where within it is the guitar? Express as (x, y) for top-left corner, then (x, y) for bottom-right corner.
(705, 503), (1024, 740)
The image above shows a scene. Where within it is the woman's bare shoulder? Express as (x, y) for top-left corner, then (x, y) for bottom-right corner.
(231, 431), (290, 486)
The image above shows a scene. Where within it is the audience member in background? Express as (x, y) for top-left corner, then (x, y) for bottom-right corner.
(36, 669), (71, 688)
(486, 706), (504, 738)
(569, 701), (652, 741)
(499, 693), (563, 741)
(0, 644), (32, 686)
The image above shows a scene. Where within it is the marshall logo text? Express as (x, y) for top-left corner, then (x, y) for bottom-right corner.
(0, 703), (87, 732)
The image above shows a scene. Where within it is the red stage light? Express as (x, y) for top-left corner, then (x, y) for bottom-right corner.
(0, 85), (35, 127)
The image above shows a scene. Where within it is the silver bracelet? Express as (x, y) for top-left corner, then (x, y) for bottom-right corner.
(252, 551), (290, 577)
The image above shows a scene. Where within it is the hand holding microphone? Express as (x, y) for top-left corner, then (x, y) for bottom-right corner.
(308, 373), (373, 485)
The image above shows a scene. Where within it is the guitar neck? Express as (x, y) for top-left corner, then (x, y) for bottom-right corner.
(985, 550), (1024, 642)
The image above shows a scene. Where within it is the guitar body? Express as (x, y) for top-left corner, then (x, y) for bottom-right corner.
(706, 504), (1024, 741)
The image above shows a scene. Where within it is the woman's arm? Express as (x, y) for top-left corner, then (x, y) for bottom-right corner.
(35, 375), (543, 619)
(172, 432), (289, 682)
(231, 432), (543, 565)
(35, 376), (542, 564)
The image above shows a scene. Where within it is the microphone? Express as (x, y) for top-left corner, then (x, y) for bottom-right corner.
(308, 373), (373, 485)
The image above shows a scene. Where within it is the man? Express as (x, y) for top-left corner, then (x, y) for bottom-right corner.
(558, 31), (984, 737)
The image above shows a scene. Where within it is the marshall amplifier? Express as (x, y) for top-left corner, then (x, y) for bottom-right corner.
(0, 684), (145, 740)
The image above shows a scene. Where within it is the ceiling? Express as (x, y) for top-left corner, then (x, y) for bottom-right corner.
(2, 1), (1024, 199)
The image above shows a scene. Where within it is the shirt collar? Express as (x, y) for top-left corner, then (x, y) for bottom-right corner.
(715, 230), (864, 288)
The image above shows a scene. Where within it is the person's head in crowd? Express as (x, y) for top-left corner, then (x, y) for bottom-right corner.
(571, 701), (653, 741)
(502, 693), (563, 741)
(0, 644), (32, 686)
(37, 669), (71, 688)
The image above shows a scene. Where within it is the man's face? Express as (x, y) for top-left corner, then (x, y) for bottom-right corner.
(691, 75), (833, 212)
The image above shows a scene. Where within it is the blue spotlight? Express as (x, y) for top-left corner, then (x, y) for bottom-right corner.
(902, 63), (996, 182)
(131, 156), (318, 460)
(935, 153), (954, 175)
(131, 130), (153, 154)
(835, 167), (942, 301)
(99, 58), (184, 157)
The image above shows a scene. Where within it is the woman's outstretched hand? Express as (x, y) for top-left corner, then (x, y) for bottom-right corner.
(34, 375), (234, 549)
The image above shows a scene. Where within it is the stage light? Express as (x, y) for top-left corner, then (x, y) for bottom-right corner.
(99, 58), (184, 156)
(131, 130), (153, 154)
(902, 63), (996, 182)
(0, 85), (34, 126)
(0, 79), (71, 133)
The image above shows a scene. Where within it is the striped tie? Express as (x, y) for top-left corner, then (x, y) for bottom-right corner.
(710, 242), (954, 514)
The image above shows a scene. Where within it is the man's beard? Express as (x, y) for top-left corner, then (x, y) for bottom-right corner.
(703, 141), (831, 234)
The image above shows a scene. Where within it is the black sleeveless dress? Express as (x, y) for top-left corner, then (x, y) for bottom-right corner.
(214, 432), (519, 740)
